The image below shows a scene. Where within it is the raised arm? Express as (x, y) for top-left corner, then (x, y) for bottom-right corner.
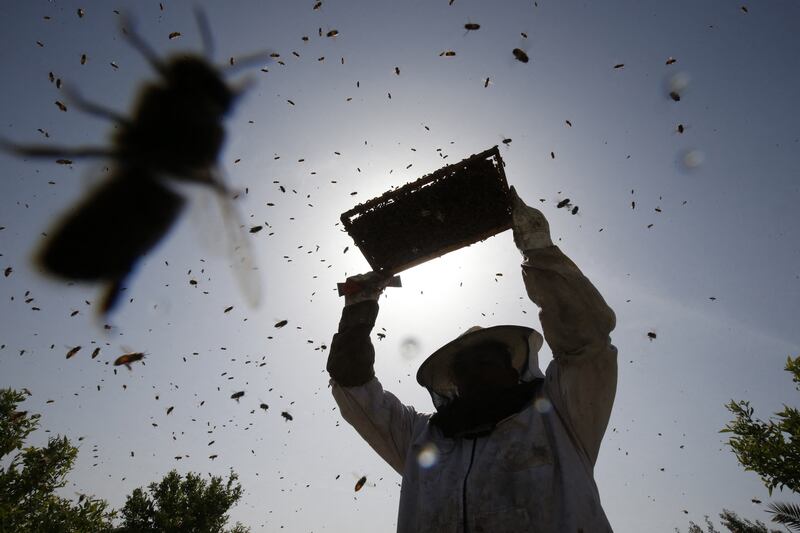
(327, 273), (428, 474)
(510, 187), (618, 467)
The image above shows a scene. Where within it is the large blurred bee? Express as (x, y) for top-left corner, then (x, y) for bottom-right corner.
(2, 11), (265, 315)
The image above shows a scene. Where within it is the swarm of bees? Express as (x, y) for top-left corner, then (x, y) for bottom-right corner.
(1, 11), (263, 315)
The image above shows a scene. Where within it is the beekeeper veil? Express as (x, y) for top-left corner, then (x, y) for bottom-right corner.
(416, 325), (545, 410)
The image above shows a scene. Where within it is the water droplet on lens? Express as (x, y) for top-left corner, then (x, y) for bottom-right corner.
(400, 337), (421, 360)
(417, 442), (439, 468)
(680, 149), (705, 170)
(534, 398), (552, 413)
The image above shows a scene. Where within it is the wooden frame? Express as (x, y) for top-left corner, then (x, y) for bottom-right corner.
(340, 146), (512, 274)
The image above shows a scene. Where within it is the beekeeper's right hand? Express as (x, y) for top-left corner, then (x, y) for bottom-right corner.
(344, 272), (393, 306)
(328, 272), (389, 387)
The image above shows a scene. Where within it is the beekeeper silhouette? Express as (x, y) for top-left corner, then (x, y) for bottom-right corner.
(328, 186), (617, 533)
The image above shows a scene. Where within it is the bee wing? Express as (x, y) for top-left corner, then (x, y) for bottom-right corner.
(186, 184), (230, 255)
(182, 177), (261, 308)
(216, 189), (261, 308)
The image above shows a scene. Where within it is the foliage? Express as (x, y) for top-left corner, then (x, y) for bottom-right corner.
(766, 501), (800, 531)
(0, 388), (115, 532)
(678, 509), (783, 533)
(117, 469), (249, 533)
(721, 355), (800, 496)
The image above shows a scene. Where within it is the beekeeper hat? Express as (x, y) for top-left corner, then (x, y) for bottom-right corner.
(416, 325), (544, 405)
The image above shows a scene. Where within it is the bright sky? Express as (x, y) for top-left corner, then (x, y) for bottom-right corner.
(1, 1), (799, 531)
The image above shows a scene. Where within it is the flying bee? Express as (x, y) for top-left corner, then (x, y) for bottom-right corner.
(464, 22), (480, 31)
(66, 345), (82, 359)
(1, 11), (267, 315)
(355, 475), (367, 492)
(512, 48), (529, 63)
(114, 351), (146, 370)
(351, 472), (376, 491)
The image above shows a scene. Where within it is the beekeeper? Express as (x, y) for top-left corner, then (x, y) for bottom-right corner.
(327, 186), (617, 533)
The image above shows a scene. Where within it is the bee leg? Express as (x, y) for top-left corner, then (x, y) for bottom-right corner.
(189, 167), (231, 194)
(63, 87), (130, 126)
(194, 7), (215, 59)
(0, 140), (114, 160)
(220, 51), (275, 75)
(99, 278), (126, 316)
(120, 14), (166, 75)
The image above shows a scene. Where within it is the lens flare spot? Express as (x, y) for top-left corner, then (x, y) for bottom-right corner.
(534, 397), (552, 413)
(400, 337), (421, 360)
(681, 149), (705, 170)
(665, 71), (690, 101)
(669, 72), (690, 93)
(417, 443), (439, 468)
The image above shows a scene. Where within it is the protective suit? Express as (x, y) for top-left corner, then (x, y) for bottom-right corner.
(328, 189), (617, 533)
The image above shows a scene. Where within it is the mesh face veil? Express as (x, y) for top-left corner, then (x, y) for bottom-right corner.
(421, 327), (545, 410)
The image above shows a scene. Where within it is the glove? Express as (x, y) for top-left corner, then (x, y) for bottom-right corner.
(344, 272), (393, 306)
(509, 185), (553, 251)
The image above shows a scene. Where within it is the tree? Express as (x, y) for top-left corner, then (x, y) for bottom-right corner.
(766, 501), (800, 531)
(679, 509), (783, 533)
(117, 469), (249, 533)
(0, 388), (115, 532)
(721, 355), (800, 495)
(719, 354), (800, 532)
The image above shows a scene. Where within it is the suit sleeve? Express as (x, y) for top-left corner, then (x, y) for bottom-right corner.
(327, 300), (428, 474)
(331, 378), (428, 475)
(521, 245), (618, 467)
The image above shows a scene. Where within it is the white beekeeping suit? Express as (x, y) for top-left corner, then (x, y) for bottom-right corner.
(327, 187), (617, 533)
